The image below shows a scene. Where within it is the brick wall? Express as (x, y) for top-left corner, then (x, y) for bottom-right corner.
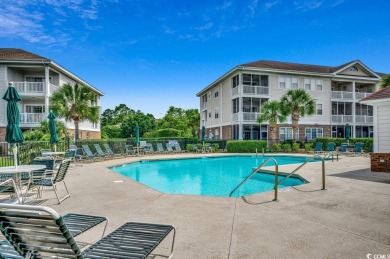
(370, 153), (390, 172)
(0, 127), (6, 142)
(222, 125), (232, 140)
(67, 129), (101, 140)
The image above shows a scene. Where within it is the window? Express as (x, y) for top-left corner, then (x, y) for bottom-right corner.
(349, 65), (358, 71)
(214, 108), (219, 119)
(305, 128), (323, 141)
(92, 122), (98, 129)
(26, 105), (44, 113)
(243, 74), (269, 86)
(86, 132), (90, 139)
(202, 94), (207, 109)
(279, 127), (298, 141)
(316, 79), (323, 91)
(203, 110), (207, 121)
(304, 78), (322, 91)
(214, 91), (219, 98)
(316, 103), (323, 115)
(208, 112), (211, 118)
(232, 98), (239, 113)
(232, 75), (239, 88)
(279, 76), (298, 89)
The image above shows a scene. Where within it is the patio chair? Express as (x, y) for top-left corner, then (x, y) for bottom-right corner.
(174, 143), (186, 153)
(81, 144), (101, 161)
(94, 144), (111, 159)
(165, 143), (175, 154)
(103, 143), (123, 158)
(145, 143), (155, 154)
(349, 142), (364, 156)
(40, 149), (52, 157)
(0, 204), (175, 259)
(337, 143), (349, 154)
(325, 142), (335, 153)
(157, 143), (167, 154)
(125, 144), (136, 156)
(29, 159), (72, 204)
(312, 142), (323, 153)
(0, 211), (108, 259)
(0, 175), (19, 201)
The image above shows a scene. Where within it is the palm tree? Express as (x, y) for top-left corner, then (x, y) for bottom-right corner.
(280, 89), (316, 143)
(50, 83), (99, 140)
(257, 100), (286, 142)
(379, 75), (390, 89)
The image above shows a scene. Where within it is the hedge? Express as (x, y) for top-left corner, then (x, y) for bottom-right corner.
(226, 140), (267, 153)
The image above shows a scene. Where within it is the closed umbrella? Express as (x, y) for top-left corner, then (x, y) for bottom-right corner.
(135, 123), (140, 156)
(201, 126), (206, 142)
(48, 110), (59, 151)
(2, 82), (24, 168)
(345, 123), (351, 142)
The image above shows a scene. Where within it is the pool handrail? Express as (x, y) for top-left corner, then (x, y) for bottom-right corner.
(229, 157), (279, 199)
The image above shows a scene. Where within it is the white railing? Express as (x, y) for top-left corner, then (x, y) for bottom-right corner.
(243, 85), (269, 95)
(331, 91), (353, 100)
(20, 113), (44, 124)
(242, 112), (261, 121)
(13, 82), (44, 93)
(355, 92), (370, 100)
(355, 115), (373, 124)
(331, 115), (353, 123)
(232, 87), (239, 96)
(232, 113), (239, 122)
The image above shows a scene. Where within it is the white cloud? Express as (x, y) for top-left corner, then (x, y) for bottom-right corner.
(331, 0), (345, 7)
(194, 23), (213, 31)
(294, 0), (323, 11)
(264, 0), (279, 11)
(248, 0), (259, 18)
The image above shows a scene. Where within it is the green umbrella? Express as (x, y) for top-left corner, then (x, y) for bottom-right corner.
(201, 126), (206, 142)
(48, 110), (59, 151)
(2, 82), (24, 167)
(345, 123), (351, 141)
(135, 123), (140, 145)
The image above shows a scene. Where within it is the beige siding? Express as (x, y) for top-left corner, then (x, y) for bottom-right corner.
(377, 103), (390, 153)
(338, 64), (373, 77)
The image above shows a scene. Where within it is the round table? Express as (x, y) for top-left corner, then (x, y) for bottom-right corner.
(0, 164), (46, 204)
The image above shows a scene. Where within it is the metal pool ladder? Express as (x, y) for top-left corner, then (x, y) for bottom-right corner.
(229, 155), (327, 201)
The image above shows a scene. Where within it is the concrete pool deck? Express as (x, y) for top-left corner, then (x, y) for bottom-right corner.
(17, 153), (390, 258)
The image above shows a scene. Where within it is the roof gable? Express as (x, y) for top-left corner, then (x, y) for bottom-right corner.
(0, 48), (48, 60)
(332, 60), (380, 79)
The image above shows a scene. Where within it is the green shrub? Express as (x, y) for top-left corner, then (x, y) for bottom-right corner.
(213, 143), (219, 151)
(186, 144), (193, 152)
(304, 143), (313, 152)
(226, 140), (267, 153)
(273, 143), (282, 152)
(282, 143), (291, 152)
(143, 128), (183, 138)
(292, 143), (300, 152)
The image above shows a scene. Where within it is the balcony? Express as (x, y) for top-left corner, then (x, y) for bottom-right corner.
(232, 113), (239, 122)
(20, 113), (44, 124)
(12, 82), (60, 95)
(355, 92), (371, 100)
(331, 91), (353, 100)
(332, 115), (353, 123)
(355, 115), (373, 124)
(242, 85), (269, 95)
(231, 112), (261, 122)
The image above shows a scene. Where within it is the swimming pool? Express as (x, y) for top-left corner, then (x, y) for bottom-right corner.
(111, 155), (313, 197)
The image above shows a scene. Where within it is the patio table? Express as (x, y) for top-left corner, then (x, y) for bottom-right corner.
(0, 165), (46, 204)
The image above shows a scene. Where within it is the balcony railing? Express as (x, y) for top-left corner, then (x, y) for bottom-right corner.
(331, 91), (353, 100)
(355, 92), (371, 100)
(232, 113), (239, 122)
(355, 115), (373, 124)
(14, 82), (44, 93)
(332, 115), (353, 123)
(12, 81), (60, 95)
(243, 85), (269, 95)
(232, 87), (239, 96)
(242, 112), (261, 121)
(20, 113), (44, 124)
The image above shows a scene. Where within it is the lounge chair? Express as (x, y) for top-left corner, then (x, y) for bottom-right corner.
(81, 144), (101, 162)
(0, 175), (19, 201)
(103, 143), (123, 158)
(0, 211), (108, 259)
(29, 159), (72, 203)
(94, 144), (111, 159)
(125, 144), (136, 156)
(0, 204), (175, 259)
(325, 142), (335, 152)
(157, 143), (167, 153)
(337, 143), (349, 155)
(174, 143), (186, 153)
(165, 143), (175, 154)
(349, 142), (364, 156)
(312, 142), (323, 153)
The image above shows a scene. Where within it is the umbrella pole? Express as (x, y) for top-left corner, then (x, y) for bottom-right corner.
(12, 144), (18, 169)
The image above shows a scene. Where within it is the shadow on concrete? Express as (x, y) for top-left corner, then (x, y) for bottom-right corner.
(329, 168), (390, 184)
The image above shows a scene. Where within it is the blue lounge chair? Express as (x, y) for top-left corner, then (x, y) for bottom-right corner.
(81, 144), (101, 161)
(94, 144), (110, 159)
(165, 143), (175, 153)
(157, 143), (167, 154)
(313, 142), (323, 153)
(0, 204), (175, 259)
(103, 143), (122, 158)
(350, 142), (364, 156)
(174, 143), (186, 153)
(125, 144), (136, 156)
(325, 142), (335, 152)
(337, 143), (348, 154)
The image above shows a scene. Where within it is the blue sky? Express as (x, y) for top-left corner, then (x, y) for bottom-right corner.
(1, 0), (389, 118)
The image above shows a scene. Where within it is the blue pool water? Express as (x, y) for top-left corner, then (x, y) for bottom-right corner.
(111, 156), (312, 197)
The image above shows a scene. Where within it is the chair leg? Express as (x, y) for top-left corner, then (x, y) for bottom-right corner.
(53, 181), (71, 204)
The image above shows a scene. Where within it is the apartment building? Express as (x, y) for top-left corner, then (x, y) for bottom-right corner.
(197, 60), (385, 141)
(0, 48), (104, 140)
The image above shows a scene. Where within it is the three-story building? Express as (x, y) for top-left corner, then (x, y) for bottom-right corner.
(197, 60), (385, 141)
(0, 48), (104, 140)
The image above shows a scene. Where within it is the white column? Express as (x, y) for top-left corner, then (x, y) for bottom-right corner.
(352, 81), (356, 138)
(219, 83), (223, 140)
(44, 66), (50, 115)
(238, 97), (243, 140)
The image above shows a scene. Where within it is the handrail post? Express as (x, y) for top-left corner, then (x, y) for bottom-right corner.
(322, 159), (326, 190)
(273, 165), (279, 201)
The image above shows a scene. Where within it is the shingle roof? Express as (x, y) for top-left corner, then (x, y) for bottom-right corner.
(0, 48), (48, 60)
(360, 86), (390, 101)
(240, 60), (335, 74)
